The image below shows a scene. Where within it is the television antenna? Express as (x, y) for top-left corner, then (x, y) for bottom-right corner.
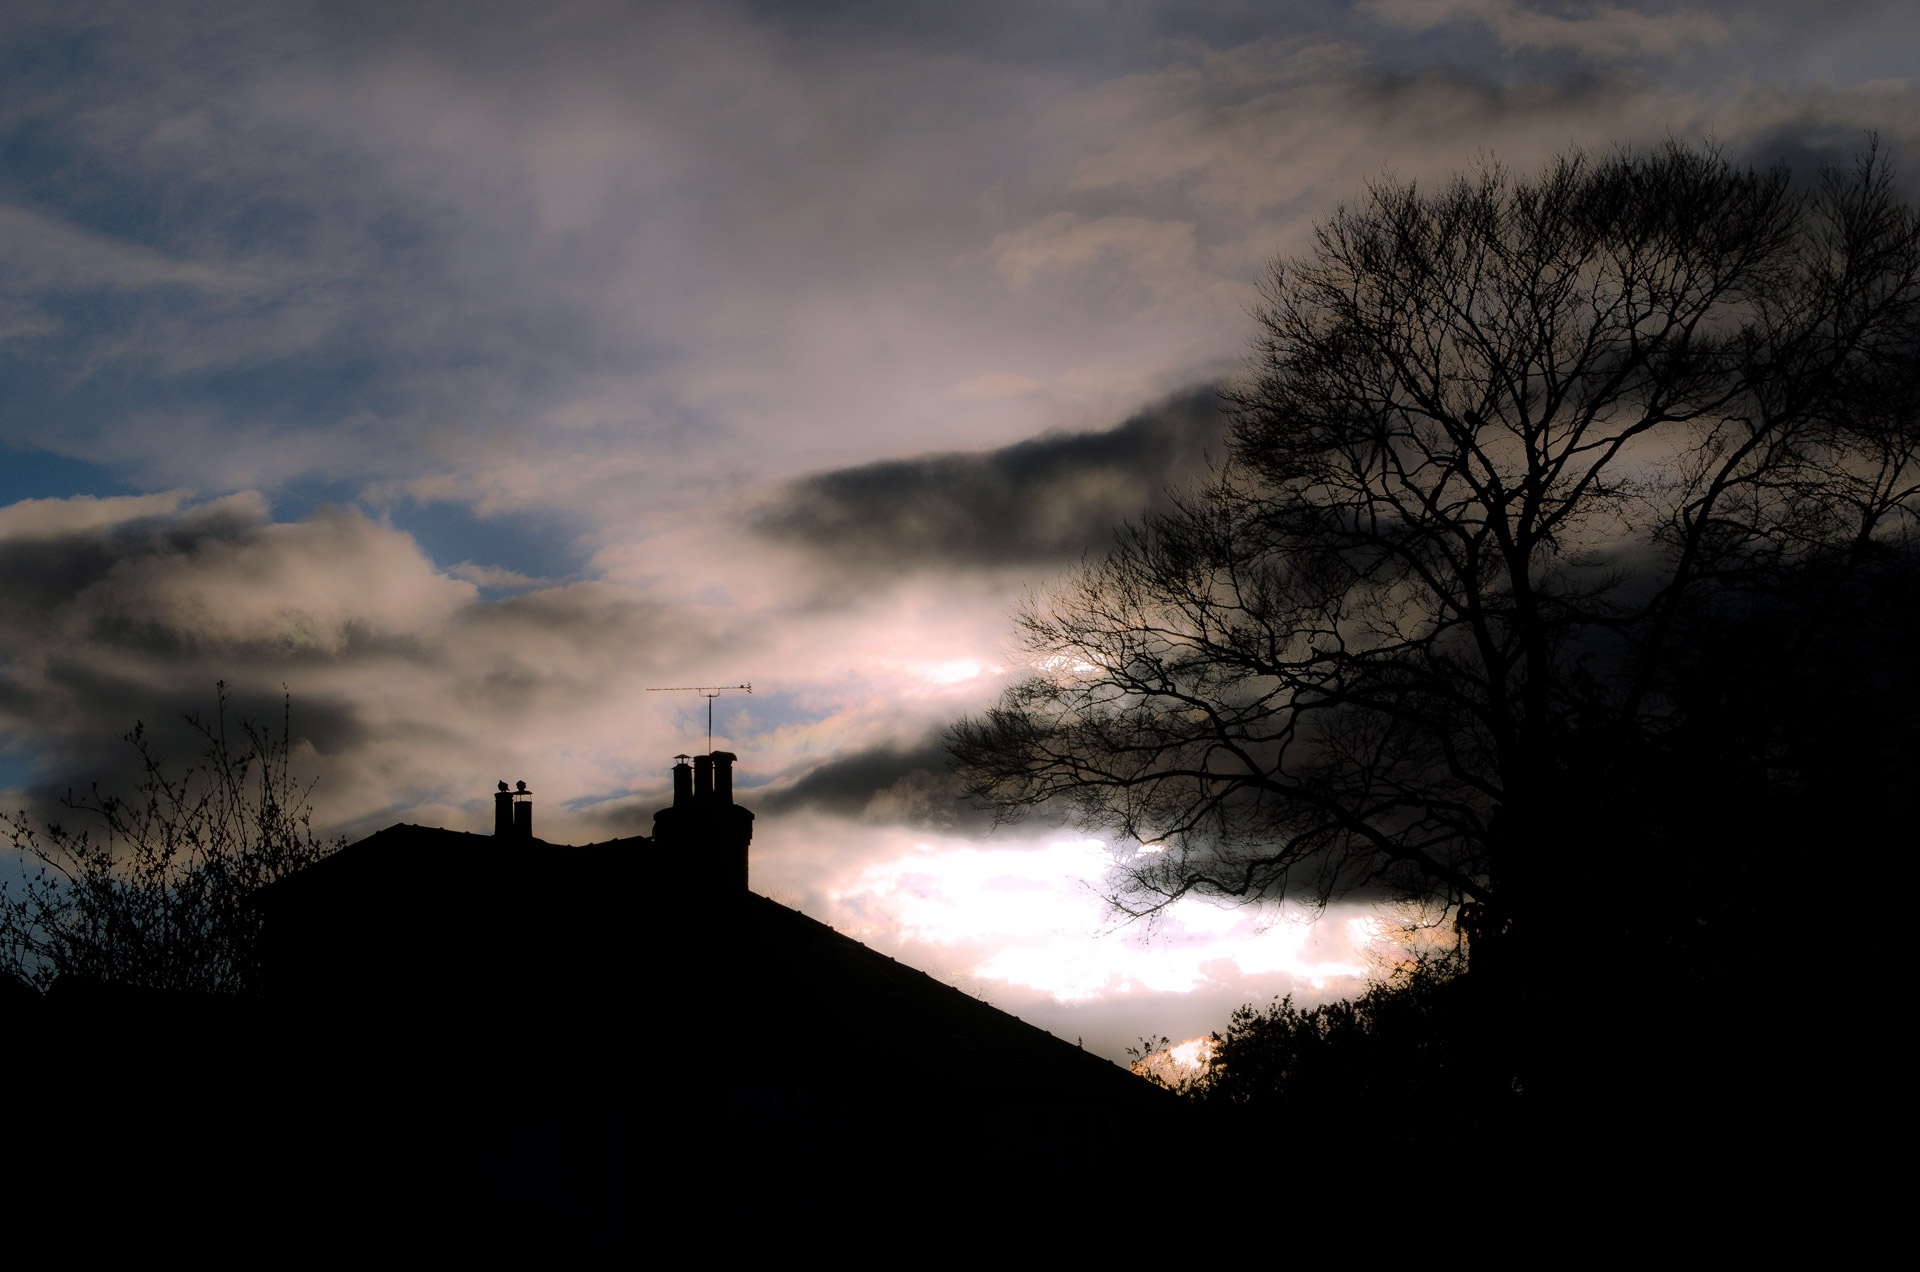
(645, 683), (751, 751)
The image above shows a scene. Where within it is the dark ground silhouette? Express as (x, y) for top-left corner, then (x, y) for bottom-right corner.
(10, 752), (1182, 1249)
(8, 730), (1868, 1246)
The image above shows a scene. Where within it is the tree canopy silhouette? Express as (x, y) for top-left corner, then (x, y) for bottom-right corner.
(951, 142), (1920, 1000)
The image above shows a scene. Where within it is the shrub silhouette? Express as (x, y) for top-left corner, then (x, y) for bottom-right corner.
(0, 684), (342, 995)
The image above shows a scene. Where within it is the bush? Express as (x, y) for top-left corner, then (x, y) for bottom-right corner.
(0, 684), (342, 995)
(1163, 952), (1533, 1148)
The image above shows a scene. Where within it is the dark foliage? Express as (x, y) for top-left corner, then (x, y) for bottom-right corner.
(1177, 955), (1504, 1131)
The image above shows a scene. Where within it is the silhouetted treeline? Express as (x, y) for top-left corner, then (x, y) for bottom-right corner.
(1159, 544), (1920, 1167)
(1176, 954), (1502, 1124)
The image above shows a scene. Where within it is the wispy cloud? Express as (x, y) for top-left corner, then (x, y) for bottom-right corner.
(0, 203), (261, 292)
(0, 490), (190, 539)
(1362, 1), (1731, 59)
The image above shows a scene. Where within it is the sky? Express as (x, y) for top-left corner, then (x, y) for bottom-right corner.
(2, 0), (1916, 1061)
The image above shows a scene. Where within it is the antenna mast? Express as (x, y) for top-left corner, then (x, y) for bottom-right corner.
(645, 683), (752, 750)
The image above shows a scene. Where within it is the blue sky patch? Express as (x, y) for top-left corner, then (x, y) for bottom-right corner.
(0, 443), (137, 505)
(381, 497), (591, 586)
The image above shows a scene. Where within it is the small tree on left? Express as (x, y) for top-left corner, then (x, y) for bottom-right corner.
(0, 684), (343, 995)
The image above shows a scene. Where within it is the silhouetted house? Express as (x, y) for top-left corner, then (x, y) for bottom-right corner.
(248, 751), (1174, 1224)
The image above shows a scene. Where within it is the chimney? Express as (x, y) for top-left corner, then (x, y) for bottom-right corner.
(494, 781), (513, 836)
(494, 780), (534, 840)
(651, 751), (754, 895)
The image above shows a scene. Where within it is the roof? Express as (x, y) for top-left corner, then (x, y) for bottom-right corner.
(718, 889), (1159, 1105)
(253, 821), (1165, 1112)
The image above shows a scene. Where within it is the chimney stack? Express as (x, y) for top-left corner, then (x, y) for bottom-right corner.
(495, 780), (532, 841)
(652, 751), (754, 894)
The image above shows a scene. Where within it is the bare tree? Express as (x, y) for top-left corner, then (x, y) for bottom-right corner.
(951, 142), (1920, 981)
(0, 685), (343, 995)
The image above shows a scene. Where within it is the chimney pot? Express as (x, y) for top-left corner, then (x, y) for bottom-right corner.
(693, 754), (714, 800)
(710, 751), (737, 804)
(494, 782), (513, 836)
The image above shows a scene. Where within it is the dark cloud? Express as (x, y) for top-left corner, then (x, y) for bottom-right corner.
(2, 669), (369, 821)
(0, 497), (262, 627)
(756, 385), (1227, 572)
(1734, 127), (1920, 201)
(566, 730), (996, 839)
(756, 731), (1000, 832)
(0, 496), (423, 817)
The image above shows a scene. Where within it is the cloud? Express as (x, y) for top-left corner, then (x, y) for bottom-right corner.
(0, 483), (1003, 851)
(755, 729), (1000, 832)
(2, 2), (1910, 512)
(950, 371), (1046, 401)
(989, 212), (1200, 298)
(746, 816), (1391, 1058)
(0, 493), (473, 658)
(446, 561), (548, 589)
(0, 491), (190, 540)
(1362, 1), (1730, 59)
(0, 490), (693, 841)
(0, 203), (262, 293)
(754, 385), (1228, 572)
(98, 508), (475, 656)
